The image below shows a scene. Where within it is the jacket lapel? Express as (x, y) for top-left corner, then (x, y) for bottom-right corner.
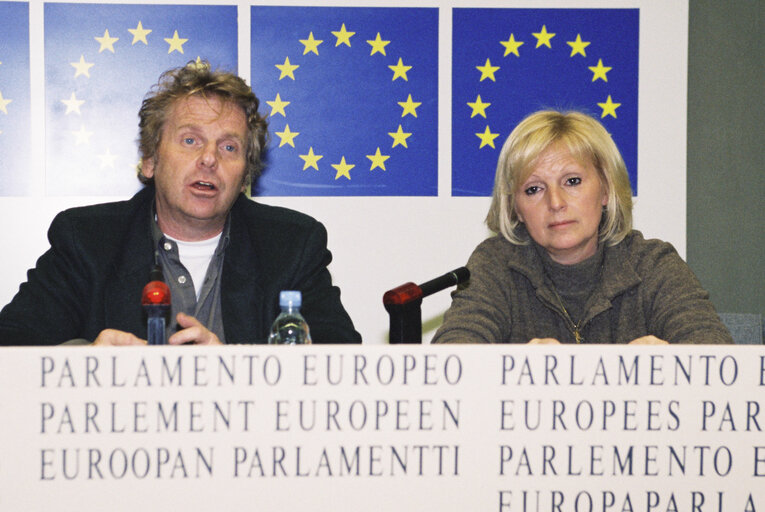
(220, 196), (268, 343)
(102, 187), (156, 339)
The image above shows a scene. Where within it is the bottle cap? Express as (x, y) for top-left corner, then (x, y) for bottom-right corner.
(279, 290), (302, 308)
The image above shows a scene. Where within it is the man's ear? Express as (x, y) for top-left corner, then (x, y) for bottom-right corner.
(141, 158), (155, 179)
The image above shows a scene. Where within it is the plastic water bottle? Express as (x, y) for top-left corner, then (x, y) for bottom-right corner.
(268, 291), (312, 344)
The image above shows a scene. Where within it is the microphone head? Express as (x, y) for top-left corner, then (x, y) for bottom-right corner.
(383, 282), (423, 307)
(142, 280), (171, 306)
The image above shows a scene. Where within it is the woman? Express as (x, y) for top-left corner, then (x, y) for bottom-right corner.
(433, 110), (732, 344)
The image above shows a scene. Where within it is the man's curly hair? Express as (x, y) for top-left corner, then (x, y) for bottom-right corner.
(136, 61), (268, 187)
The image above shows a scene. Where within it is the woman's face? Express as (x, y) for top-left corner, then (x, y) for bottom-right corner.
(514, 144), (608, 265)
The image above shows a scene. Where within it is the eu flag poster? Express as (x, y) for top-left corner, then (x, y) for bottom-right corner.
(452, 9), (639, 197)
(0, 1), (31, 196)
(44, 3), (237, 196)
(251, 7), (438, 196)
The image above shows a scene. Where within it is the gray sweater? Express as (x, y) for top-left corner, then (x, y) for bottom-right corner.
(432, 231), (733, 344)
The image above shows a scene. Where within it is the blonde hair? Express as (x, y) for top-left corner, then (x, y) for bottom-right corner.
(486, 110), (633, 246)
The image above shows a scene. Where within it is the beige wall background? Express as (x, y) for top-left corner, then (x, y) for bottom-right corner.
(1, 1), (720, 343)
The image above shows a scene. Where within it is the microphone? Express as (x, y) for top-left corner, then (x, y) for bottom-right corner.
(141, 265), (171, 345)
(383, 267), (470, 344)
(419, 266), (471, 299)
(383, 267), (470, 307)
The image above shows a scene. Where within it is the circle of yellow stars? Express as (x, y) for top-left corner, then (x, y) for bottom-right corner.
(269, 23), (421, 181)
(61, 21), (202, 168)
(469, 25), (622, 150)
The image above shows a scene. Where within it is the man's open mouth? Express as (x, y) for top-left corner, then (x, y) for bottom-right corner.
(193, 181), (216, 191)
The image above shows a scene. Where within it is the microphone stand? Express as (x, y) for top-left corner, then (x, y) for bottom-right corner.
(141, 265), (171, 345)
(383, 267), (470, 344)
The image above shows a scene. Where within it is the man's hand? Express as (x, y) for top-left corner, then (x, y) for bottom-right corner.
(527, 338), (561, 345)
(93, 329), (147, 346)
(628, 335), (669, 345)
(168, 312), (222, 345)
(92, 314), (221, 346)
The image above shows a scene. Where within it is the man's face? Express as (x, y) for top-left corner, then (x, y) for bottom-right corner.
(142, 95), (248, 241)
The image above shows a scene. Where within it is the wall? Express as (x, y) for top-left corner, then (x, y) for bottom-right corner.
(687, 0), (765, 315)
(0, 0), (691, 344)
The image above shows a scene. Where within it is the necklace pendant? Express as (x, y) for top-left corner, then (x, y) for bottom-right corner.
(574, 329), (583, 344)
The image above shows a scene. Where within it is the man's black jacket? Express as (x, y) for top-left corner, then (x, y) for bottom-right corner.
(0, 186), (361, 345)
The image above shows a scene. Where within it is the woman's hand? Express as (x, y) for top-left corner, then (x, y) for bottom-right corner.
(628, 335), (669, 345)
(527, 338), (561, 344)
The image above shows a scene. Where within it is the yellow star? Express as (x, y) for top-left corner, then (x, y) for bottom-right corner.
(567, 34), (590, 57)
(398, 94), (421, 118)
(476, 126), (500, 149)
(165, 30), (188, 54)
(0, 91), (12, 114)
(275, 124), (299, 147)
(476, 58), (500, 82)
(299, 147), (323, 170)
(71, 125), (93, 145)
(388, 125), (412, 148)
(532, 25), (555, 49)
(332, 23), (355, 47)
(332, 157), (355, 180)
(187, 55), (210, 70)
(299, 32), (323, 55)
(597, 95), (621, 118)
(500, 34), (524, 57)
(97, 148), (118, 168)
(588, 59), (612, 82)
(367, 33), (390, 56)
(266, 93), (290, 117)
(388, 58), (412, 81)
(467, 95), (491, 118)
(128, 21), (152, 45)
(95, 29), (119, 53)
(61, 92), (85, 115)
(366, 147), (390, 171)
(70, 55), (95, 78)
(276, 57), (299, 80)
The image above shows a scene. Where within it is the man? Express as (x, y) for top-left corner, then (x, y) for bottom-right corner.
(0, 62), (361, 345)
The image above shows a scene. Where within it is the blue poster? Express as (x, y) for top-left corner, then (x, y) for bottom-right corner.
(0, 1), (31, 196)
(251, 6), (438, 196)
(44, 3), (238, 196)
(452, 9), (639, 196)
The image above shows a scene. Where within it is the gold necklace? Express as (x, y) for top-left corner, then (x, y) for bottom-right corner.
(539, 244), (604, 344)
(549, 287), (584, 343)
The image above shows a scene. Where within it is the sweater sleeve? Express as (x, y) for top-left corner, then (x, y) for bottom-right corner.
(432, 240), (515, 344)
(638, 242), (733, 344)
